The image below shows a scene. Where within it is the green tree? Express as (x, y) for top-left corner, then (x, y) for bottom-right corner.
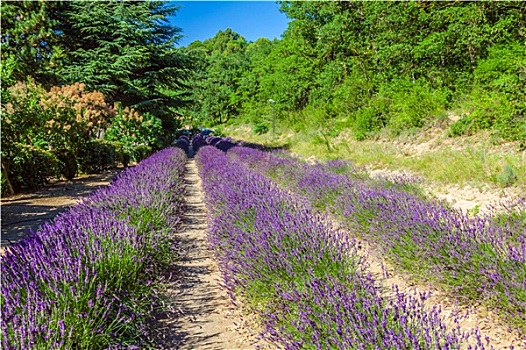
(184, 29), (249, 126)
(0, 1), (66, 84)
(2, 1), (192, 137)
(56, 1), (190, 134)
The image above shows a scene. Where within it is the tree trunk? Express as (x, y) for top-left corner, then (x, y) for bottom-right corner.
(1, 160), (15, 196)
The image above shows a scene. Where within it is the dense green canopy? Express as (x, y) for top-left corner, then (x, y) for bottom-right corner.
(1, 0), (191, 132)
(182, 1), (526, 141)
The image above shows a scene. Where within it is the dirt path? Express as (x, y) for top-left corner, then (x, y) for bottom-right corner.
(153, 158), (264, 349)
(1, 171), (117, 248)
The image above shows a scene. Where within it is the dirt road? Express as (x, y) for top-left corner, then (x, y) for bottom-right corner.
(152, 158), (265, 349)
(1, 171), (116, 247)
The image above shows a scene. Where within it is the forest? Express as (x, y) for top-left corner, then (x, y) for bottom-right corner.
(184, 1), (526, 143)
(2, 1), (525, 195)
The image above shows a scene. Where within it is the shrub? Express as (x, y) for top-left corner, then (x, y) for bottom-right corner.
(465, 43), (526, 141)
(384, 79), (449, 134)
(52, 149), (78, 180)
(448, 116), (475, 137)
(77, 139), (116, 174)
(9, 144), (59, 191)
(132, 145), (152, 163)
(497, 165), (517, 188)
(252, 122), (269, 135)
(105, 107), (164, 152)
(353, 106), (386, 140)
(1, 168), (9, 196)
(109, 141), (131, 167)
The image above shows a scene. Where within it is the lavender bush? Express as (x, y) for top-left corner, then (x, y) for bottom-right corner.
(229, 146), (526, 333)
(1, 147), (187, 349)
(197, 145), (486, 349)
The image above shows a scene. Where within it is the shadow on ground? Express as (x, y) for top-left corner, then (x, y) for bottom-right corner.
(1, 171), (117, 246)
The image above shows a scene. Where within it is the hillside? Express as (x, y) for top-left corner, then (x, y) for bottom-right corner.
(226, 122), (525, 215)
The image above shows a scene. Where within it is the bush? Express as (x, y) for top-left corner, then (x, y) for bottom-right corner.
(467, 43), (526, 141)
(52, 149), (78, 180)
(448, 116), (475, 137)
(1, 168), (9, 196)
(384, 79), (449, 134)
(252, 122), (269, 135)
(9, 144), (59, 191)
(353, 106), (386, 140)
(496, 165), (517, 188)
(132, 145), (152, 163)
(110, 141), (131, 167)
(77, 140), (116, 174)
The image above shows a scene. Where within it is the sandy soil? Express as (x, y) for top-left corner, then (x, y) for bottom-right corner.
(1, 170), (117, 248)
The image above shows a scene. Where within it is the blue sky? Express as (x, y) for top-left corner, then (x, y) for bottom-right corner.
(169, 1), (290, 47)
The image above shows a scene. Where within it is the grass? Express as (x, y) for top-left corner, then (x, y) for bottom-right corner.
(225, 124), (526, 190)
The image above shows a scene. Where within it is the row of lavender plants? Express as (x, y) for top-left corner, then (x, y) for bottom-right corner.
(196, 145), (490, 349)
(229, 146), (526, 334)
(1, 147), (187, 349)
(192, 134), (238, 153)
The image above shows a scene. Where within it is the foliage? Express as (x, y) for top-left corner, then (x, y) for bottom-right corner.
(181, 29), (249, 126)
(8, 143), (59, 192)
(0, 1), (66, 83)
(1, 0), (191, 137)
(110, 142), (131, 168)
(104, 105), (164, 153)
(52, 149), (78, 180)
(43, 83), (115, 140)
(496, 165), (517, 188)
(0, 79), (121, 193)
(0, 75), (166, 193)
(132, 145), (153, 163)
(456, 44), (526, 141)
(180, 2), (525, 142)
(252, 122), (269, 135)
(77, 140), (116, 174)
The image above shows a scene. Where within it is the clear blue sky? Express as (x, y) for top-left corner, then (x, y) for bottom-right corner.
(169, 1), (290, 47)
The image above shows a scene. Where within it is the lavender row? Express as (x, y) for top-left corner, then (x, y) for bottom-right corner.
(229, 146), (526, 333)
(1, 147), (187, 349)
(196, 145), (488, 349)
(192, 133), (244, 153)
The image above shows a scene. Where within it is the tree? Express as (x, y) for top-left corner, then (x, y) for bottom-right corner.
(0, 1), (66, 84)
(56, 1), (191, 134)
(1, 1), (192, 136)
(184, 29), (249, 126)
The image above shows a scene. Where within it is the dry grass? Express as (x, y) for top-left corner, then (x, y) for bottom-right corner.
(226, 125), (526, 190)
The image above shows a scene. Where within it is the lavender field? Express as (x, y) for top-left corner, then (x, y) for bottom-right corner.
(229, 146), (526, 333)
(2, 136), (524, 349)
(1, 148), (187, 349)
